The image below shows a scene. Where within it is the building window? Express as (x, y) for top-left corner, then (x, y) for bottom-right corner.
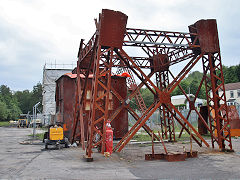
(108, 101), (113, 110)
(230, 91), (234, 98)
(86, 90), (91, 99)
(238, 90), (240, 97)
(109, 92), (113, 100)
(98, 91), (104, 99)
(85, 101), (90, 110)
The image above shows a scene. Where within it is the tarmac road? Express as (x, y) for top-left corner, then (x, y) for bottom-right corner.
(0, 127), (240, 179)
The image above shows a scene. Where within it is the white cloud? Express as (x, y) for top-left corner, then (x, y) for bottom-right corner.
(0, 0), (239, 90)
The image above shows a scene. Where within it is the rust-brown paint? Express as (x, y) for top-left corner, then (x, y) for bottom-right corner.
(55, 73), (128, 141)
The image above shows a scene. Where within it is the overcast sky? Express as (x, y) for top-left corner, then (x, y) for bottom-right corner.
(0, 0), (239, 91)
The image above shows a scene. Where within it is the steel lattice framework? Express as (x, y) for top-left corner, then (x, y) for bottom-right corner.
(71, 9), (232, 160)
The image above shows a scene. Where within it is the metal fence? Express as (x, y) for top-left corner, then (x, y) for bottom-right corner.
(129, 105), (240, 131)
(128, 109), (199, 131)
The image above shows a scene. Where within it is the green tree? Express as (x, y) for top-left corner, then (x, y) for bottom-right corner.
(189, 79), (199, 95)
(31, 82), (43, 111)
(0, 85), (12, 97)
(8, 100), (22, 120)
(130, 87), (154, 111)
(141, 88), (154, 108)
(187, 71), (203, 82)
(14, 90), (32, 114)
(0, 85), (22, 121)
(0, 83), (43, 121)
(236, 64), (240, 81)
(225, 66), (238, 83)
(171, 79), (190, 96)
(171, 71), (206, 99)
(14, 82), (43, 114)
(0, 99), (8, 121)
(219, 65), (239, 84)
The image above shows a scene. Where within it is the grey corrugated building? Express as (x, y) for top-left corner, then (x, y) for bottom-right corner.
(42, 63), (74, 124)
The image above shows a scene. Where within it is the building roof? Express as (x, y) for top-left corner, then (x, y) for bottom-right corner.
(227, 99), (236, 102)
(224, 82), (240, 91)
(63, 73), (93, 79)
(57, 72), (128, 81)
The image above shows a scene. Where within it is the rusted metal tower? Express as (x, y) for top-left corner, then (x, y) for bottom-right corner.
(115, 64), (160, 140)
(72, 9), (232, 160)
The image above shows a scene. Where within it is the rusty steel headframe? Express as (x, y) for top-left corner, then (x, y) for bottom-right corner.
(72, 9), (232, 160)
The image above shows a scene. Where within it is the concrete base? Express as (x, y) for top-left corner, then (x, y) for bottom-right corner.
(83, 155), (93, 162)
(145, 151), (198, 161)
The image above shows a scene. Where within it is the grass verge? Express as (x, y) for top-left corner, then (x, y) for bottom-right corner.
(0, 121), (10, 127)
(28, 133), (45, 140)
(132, 134), (152, 141)
(132, 131), (212, 143)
